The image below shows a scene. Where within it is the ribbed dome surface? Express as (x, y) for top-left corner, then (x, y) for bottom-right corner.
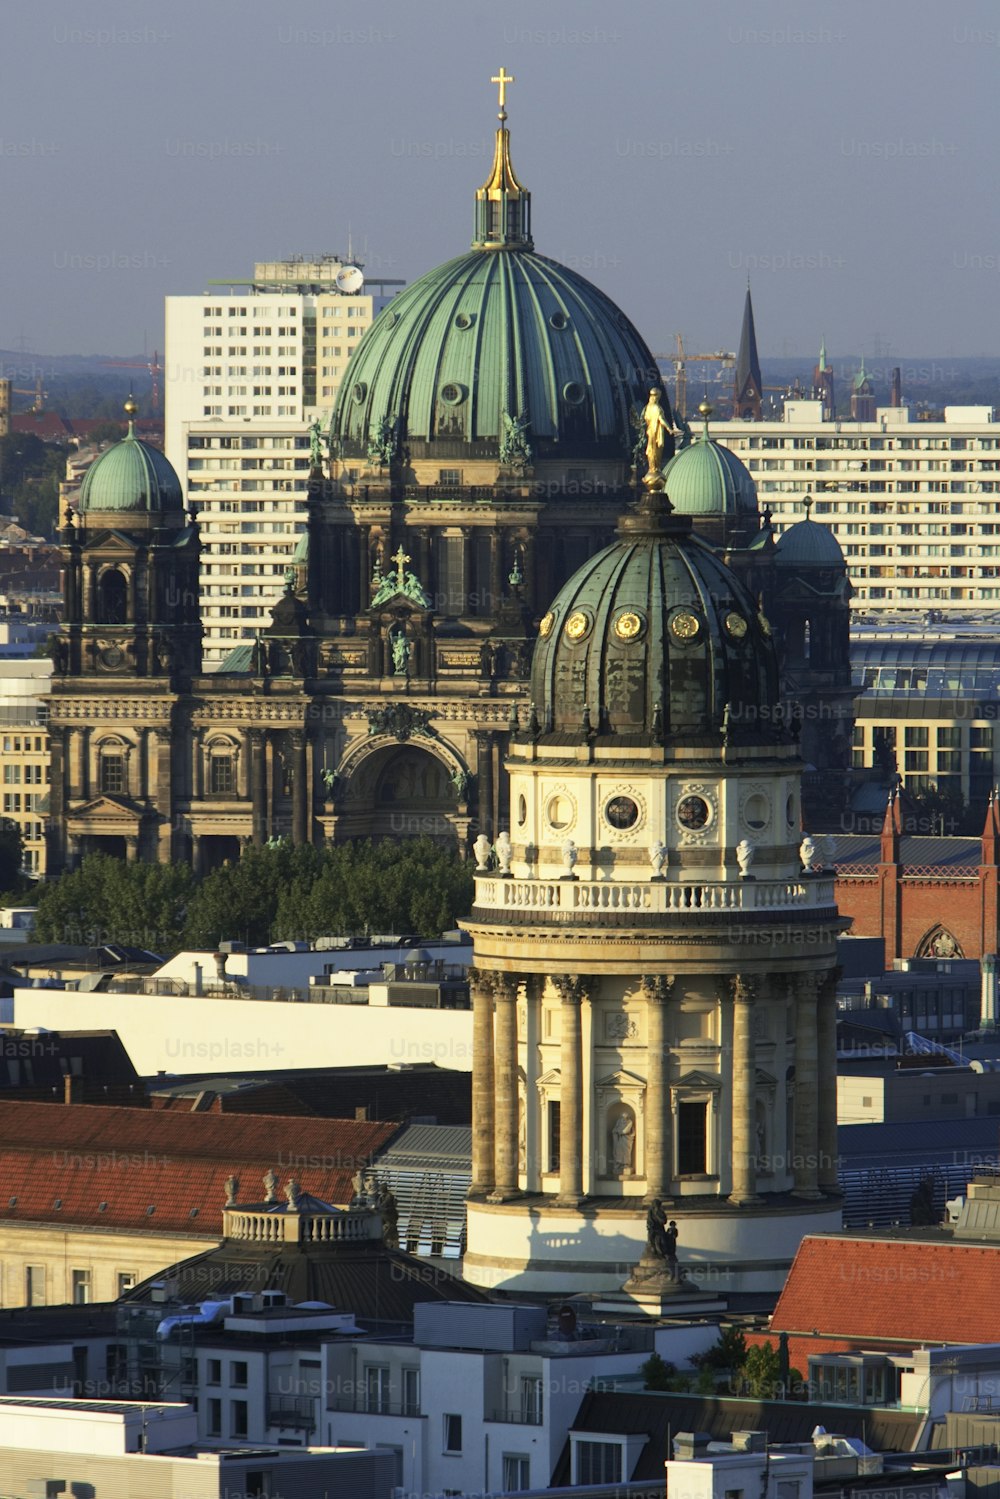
(79, 430), (183, 514)
(331, 249), (666, 462)
(663, 429), (758, 516)
(775, 518), (846, 567)
(531, 495), (780, 739)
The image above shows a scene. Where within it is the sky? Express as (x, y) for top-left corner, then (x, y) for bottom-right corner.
(1, 0), (999, 361)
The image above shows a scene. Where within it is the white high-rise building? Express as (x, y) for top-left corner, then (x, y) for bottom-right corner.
(712, 400), (1000, 616)
(165, 258), (402, 666)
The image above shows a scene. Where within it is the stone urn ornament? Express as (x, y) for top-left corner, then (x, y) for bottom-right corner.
(561, 838), (578, 878)
(736, 838), (756, 879)
(473, 833), (492, 871)
(799, 835), (818, 872)
(494, 830), (513, 874)
(649, 840), (668, 879)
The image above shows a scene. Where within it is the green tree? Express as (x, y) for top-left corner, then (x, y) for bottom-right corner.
(694, 1323), (747, 1373)
(639, 1352), (676, 1391)
(0, 819), (24, 893)
(34, 853), (194, 951)
(183, 841), (322, 949)
(740, 1342), (781, 1398)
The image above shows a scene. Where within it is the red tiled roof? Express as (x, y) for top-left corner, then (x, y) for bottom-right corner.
(771, 1234), (1000, 1352)
(0, 1099), (400, 1236)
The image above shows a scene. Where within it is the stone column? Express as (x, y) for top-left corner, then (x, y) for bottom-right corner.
(359, 525), (371, 606)
(490, 973), (520, 1201)
(556, 976), (585, 1206)
(477, 732), (494, 841)
(816, 968), (840, 1193)
(291, 730), (307, 845)
(730, 974), (762, 1204)
(643, 975), (674, 1202)
(792, 972), (822, 1199)
(250, 730), (267, 845)
(469, 968), (496, 1196)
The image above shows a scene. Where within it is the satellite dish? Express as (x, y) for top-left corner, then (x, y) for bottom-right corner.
(336, 265), (364, 294)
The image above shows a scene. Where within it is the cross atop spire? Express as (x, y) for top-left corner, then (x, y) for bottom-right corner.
(491, 67), (514, 118)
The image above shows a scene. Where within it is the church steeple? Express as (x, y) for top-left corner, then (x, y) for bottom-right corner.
(473, 67), (533, 251)
(733, 283), (763, 419)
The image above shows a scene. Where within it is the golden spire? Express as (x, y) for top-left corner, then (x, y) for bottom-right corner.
(474, 67), (532, 250)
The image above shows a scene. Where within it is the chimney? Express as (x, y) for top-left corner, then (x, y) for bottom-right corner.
(355, 1105), (370, 1122)
(64, 1074), (84, 1105)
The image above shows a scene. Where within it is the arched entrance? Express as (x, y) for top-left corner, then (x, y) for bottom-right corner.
(335, 740), (466, 845)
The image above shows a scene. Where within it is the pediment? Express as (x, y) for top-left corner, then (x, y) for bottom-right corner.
(84, 530), (138, 553)
(535, 1068), (561, 1089)
(674, 1068), (721, 1091)
(67, 794), (143, 825)
(595, 1068), (646, 1090)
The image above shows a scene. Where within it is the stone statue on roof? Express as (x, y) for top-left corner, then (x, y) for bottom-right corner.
(263, 1168), (279, 1204)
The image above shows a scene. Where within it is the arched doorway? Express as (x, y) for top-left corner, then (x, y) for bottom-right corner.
(97, 569), (127, 624)
(337, 742), (463, 845)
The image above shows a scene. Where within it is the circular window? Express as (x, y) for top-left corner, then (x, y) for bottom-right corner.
(614, 610), (644, 642)
(440, 382), (466, 405)
(564, 611), (591, 642)
(547, 794), (573, 830)
(517, 794), (527, 827)
(677, 794), (711, 832)
(563, 381), (585, 405)
(454, 312), (473, 329)
(538, 611), (555, 638)
(351, 382), (367, 404)
(669, 610), (702, 643)
(744, 792), (769, 831)
(724, 611), (748, 640)
(549, 311), (569, 330)
(605, 795), (639, 830)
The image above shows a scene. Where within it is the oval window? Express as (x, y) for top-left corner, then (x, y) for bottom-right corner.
(547, 795), (573, 830)
(549, 311), (569, 330)
(744, 793), (769, 832)
(440, 382), (466, 405)
(454, 312), (473, 329)
(563, 381), (586, 405)
(352, 382), (367, 404)
(606, 795), (639, 830)
(517, 794), (527, 826)
(677, 795), (710, 832)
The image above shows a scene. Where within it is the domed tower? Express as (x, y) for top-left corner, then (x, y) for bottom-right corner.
(462, 477), (844, 1297)
(307, 73), (674, 850)
(47, 402), (201, 867)
(663, 400), (761, 548)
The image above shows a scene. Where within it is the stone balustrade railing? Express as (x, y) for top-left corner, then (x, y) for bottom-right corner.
(473, 873), (836, 916)
(223, 1206), (383, 1244)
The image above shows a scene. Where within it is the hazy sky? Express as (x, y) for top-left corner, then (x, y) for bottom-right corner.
(2, 0), (998, 360)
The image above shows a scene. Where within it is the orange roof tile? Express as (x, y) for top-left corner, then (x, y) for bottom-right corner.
(0, 1099), (400, 1236)
(771, 1234), (1000, 1349)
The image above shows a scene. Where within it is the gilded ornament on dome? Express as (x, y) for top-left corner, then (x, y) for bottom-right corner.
(538, 611), (555, 638)
(669, 610), (701, 642)
(564, 610), (590, 642)
(724, 611), (748, 639)
(758, 611), (773, 637)
(614, 610), (644, 641)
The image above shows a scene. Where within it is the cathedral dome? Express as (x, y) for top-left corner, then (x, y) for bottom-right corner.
(79, 404), (183, 514)
(530, 490), (781, 739)
(775, 502), (846, 567)
(330, 99), (667, 469)
(662, 402), (758, 517)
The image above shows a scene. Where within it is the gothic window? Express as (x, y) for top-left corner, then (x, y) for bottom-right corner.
(99, 750), (126, 796)
(97, 569), (127, 625)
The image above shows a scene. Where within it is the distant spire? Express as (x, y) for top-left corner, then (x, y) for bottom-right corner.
(123, 392), (137, 438)
(819, 334), (828, 370)
(473, 67), (532, 250)
(733, 285), (762, 419)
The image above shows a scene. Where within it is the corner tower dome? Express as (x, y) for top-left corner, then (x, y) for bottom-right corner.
(775, 496), (846, 567)
(663, 401), (758, 519)
(330, 73), (671, 474)
(529, 488), (780, 740)
(79, 399), (183, 514)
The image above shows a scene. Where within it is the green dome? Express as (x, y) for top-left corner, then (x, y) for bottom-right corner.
(662, 412), (758, 517)
(775, 516), (845, 568)
(530, 492), (780, 740)
(80, 425), (183, 514)
(331, 249), (665, 465)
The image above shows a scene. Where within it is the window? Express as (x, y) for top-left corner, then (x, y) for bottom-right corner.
(365, 1364), (390, 1413)
(207, 1358), (221, 1385)
(207, 1397), (221, 1436)
(23, 1264), (43, 1305)
(72, 1268), (91, 1305)
(520, 1375), (543, 1423)
(210, 753), (235, 795)
(231, 1359), (248, 1387)
(574, 1440), (622, 1484)
(677, 1100), (708, 1174)
(231, 1398), (248, 1438)
(117, 1271), (135, 1296)
(503, 1454), (530, 1491)
(402, 1366), (420, 1416)
(99, 751), (126, 796)
(547, 1100), (561, 1173)
(443, 1413), (462, 1453)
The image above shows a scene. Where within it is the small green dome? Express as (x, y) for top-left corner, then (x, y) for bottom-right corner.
(530, 492), (780, 740)
(80, 424), (183, 514)
(662, 408), (757, 517)
(775, 516), (845, 568)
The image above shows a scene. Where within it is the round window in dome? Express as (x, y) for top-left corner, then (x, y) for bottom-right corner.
(724, 611), (748, 640)
(563, 381), (586, 405)
(549, 311), (569, 330)
(605, 795), (639, 830)
(669, 610), (702, 644)
(517, 794), (527, 827)
(547, 794), (574, 830)
(614, 610), (644, 642)
(440, 382), (466, 405)
(351, 382), (367, 404)
(677, 795), (711, 832)
(539, 611), (555, 639)
(564, 611), (591, 642)
(454, 312), (474, 329)
(744, 792), (769, 832)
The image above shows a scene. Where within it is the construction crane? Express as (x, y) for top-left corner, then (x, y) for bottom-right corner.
(102, 349), (163, 412)
(11, 377), (47, 411)
(654, 335), (735, 423)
